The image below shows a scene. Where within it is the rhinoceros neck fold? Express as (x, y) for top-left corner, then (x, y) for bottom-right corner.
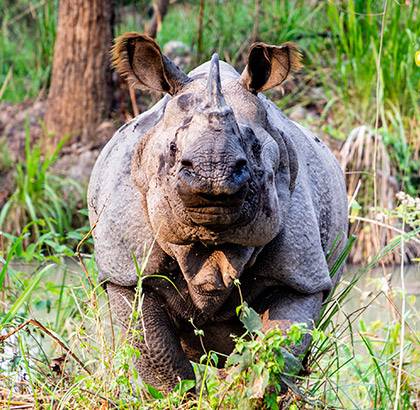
(168, 242), (254, 312)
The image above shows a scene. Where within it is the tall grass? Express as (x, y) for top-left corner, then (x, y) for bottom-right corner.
(155, 0), (323, 65)
(0, 125), (86, 256)
(0, 0), (58, 102)
(322, 0), (419, 129)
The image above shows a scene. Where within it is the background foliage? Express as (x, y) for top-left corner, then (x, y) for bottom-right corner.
(0, 0), (419, 409)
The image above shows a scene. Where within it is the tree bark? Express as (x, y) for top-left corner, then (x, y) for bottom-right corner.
(45, 0), (114, 150)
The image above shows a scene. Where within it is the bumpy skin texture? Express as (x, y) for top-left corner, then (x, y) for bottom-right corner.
(88, 48), (348, 391)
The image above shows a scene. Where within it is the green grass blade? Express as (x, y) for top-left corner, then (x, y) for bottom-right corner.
(1, 264), (54, 325)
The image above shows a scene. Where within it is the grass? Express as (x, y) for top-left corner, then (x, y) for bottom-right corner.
(0, 156), (418, 408)
(0, 125), (87, 259)
(0, 0), (57, 102)
(0, 216), (418, 408)
(0, 0), (419, 408)
(323, 0), (418, 118)
(320, 0), (419, 144)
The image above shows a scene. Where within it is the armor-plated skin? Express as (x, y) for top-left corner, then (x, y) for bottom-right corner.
(88, 34), (348, 391)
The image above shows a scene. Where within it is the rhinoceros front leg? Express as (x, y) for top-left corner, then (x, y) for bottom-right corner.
(106, 282), (195, 392)
(260, 289), (324, 356)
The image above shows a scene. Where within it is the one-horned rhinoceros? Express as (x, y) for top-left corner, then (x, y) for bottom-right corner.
(88, 33), (348, 392)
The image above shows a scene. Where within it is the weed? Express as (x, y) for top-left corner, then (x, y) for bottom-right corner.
(0, 124), (85, 251)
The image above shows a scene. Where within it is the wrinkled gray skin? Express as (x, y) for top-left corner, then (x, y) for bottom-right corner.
(88, 38), (347, 392)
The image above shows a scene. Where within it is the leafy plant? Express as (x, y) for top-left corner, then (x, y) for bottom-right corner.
(0, 124), (84, 250)
(223, 321), (306, 410)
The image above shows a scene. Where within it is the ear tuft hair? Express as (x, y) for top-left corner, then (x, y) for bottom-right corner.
(111, 32), (156, 90)
(281, 42), (303, 74)
(111, 32), (190, 95)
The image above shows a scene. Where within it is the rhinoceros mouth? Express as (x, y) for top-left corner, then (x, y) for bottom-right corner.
(186, 207), (242, 227)
(180, 184), (249, 208)
(185, 185), (260, 229)
(187, 206), (240, 216)
(182, 185), (248, 226)
(168, 177), (262, 232)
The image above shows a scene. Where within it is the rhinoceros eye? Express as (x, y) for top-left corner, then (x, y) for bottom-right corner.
(169, 142), (177, 155)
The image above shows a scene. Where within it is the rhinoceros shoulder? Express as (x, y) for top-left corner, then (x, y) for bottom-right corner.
(87, 96), (169, 286)
(88, 96), (169, 221)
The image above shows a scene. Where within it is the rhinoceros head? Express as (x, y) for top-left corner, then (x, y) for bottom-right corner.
(112, 34), (301, 306)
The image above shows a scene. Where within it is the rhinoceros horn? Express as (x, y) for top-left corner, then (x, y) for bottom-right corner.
(205, 53), (228, 110)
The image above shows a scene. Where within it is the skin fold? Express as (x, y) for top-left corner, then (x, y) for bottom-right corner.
(88, 34), (348, 392)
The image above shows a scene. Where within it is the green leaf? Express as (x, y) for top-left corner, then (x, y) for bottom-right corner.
(210, 352), (219, 367)
(1, 264), (54, 325)
(287, 323), (306, 344)
(0, 235), (24, 288)
(78, 208), (89, 217)
(240, 302), (262, 333)
(145, 383), (164, 399)
(281, 348), (302, 375)
(238, 349), (253, 371)
(174, 379), (195, 395)
(226, 353), (242, 367)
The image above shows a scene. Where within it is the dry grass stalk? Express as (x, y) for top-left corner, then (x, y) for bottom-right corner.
(196, 0), (205, 62)
(0, 386), (34, 409)
(407, 117), (420, 162)
(340, 125), (415, 264)
(0, 319), (91, 375)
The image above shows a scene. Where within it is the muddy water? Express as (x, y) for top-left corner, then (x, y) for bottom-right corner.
(338, 265), (419, 325)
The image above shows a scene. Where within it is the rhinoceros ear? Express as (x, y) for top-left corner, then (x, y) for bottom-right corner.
(112, 32), (191, 95)
(240, 42), (302, 94)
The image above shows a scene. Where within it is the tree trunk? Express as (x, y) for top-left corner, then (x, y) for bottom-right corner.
(45, 0), (114, 150)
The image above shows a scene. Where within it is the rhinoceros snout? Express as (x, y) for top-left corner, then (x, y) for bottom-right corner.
(176, 158), (250, 211)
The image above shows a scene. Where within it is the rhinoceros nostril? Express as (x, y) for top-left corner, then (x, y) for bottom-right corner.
(181, 159), (193, 168)
(234, 158), (248, 170)
(232, 159), (250, 186)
